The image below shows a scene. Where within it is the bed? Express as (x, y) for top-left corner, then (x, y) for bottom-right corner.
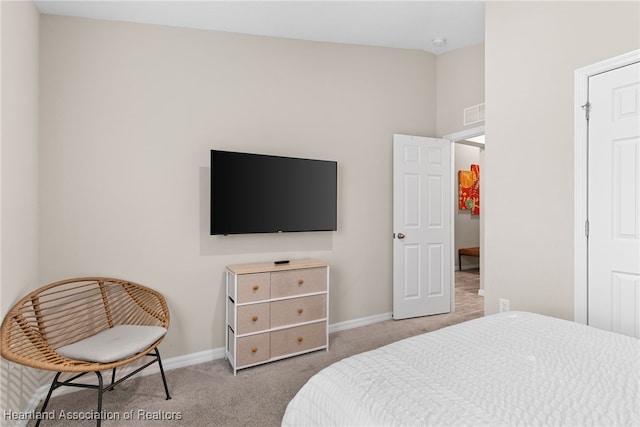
(282, 311), (640, 426)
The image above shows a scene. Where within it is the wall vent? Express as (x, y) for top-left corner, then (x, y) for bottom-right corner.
(463, 103), (485, 126)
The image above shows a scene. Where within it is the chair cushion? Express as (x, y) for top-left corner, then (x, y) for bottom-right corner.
(56, 325), (167, 363)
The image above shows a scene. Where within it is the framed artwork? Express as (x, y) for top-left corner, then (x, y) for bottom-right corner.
(458, 164), (480, 215)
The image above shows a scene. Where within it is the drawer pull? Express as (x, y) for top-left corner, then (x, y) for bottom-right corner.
(297, 336), (303, 343)
(298, 279), (304, 285)
(251, 347), (258, 353)
(252, 285), (259, 292)
(252, 315), (258, 322)
(297, 308), (304, 314)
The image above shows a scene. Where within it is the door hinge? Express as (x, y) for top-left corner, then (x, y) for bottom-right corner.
(585, 220), (590, 237)
(581, 102), (591, 120)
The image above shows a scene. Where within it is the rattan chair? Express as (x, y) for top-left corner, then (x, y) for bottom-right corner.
(1, 277), (171, 426)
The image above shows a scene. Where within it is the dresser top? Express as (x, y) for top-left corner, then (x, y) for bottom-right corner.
(226, 258), (328, 275)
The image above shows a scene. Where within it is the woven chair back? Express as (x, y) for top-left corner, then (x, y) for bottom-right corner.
(1, 277), (169, 372)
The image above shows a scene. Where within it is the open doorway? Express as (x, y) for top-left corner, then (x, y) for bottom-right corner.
(454, 143), (481, 271)
(444, 127), (485, 311)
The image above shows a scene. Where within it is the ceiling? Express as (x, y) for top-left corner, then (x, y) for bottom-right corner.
(33, 1), (486, 55)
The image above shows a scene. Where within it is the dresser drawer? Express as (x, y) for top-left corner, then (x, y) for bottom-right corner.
(271, 322), (327, 358)
(236, 302), (270, 334)
(236, 273), (270, 303)
(271, 267), (327, 298)
(270, 294), (327, 328)
(236, 333), (270, 367)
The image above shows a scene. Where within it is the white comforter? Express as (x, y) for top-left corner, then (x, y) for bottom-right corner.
(282, 312), (640, 426)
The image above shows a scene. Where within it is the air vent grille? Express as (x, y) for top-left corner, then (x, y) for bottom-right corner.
(463, 103), (485, 126)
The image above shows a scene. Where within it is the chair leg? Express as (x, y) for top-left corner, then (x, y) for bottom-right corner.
(109, 367), (117, 391)
(155, 348), (171, 400)
(95, 371), (104, 427)
(35, 372), (62, 427)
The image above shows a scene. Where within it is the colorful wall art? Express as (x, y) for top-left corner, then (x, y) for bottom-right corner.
(458, 164), (480, 215)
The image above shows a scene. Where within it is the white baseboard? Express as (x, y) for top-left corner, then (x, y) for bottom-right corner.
(329, 312), (392, 333)
(162, 347), (226, 371)
(20, 312), (390, 421)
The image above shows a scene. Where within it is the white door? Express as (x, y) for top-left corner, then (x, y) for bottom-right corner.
(588, 62), (640, 337)
(393, 134), (452, 320)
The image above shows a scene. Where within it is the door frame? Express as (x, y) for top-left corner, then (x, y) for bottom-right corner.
(574, 49), (640, 325)
(444, 126), (485, 146)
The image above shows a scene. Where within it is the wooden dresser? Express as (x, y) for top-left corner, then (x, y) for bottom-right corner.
(225, 259), (329, 374)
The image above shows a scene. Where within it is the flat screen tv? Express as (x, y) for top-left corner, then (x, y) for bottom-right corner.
(210, 150), (337, 235)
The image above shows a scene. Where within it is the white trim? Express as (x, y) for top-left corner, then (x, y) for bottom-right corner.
(443, 126), (485, 144)
(164, 347), (227, 370)
(574, 49), (640, 325)
(450, 140), (456, 312)
(329, 312), (392, 333)
(478, 289), (485, 297)
(458, 263), (480, 270)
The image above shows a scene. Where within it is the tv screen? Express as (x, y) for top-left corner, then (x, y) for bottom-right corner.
(210, 150), (337, 235)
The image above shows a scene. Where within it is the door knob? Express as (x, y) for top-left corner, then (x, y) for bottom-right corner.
(397, 233), (405, 239)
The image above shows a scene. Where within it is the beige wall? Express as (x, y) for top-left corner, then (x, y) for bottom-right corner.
(0, 1), (40, 318)
(485, 1), (640, 318)
(436, 43), (484, 137)
(436, 43), (484, 278)
(0, 0), (42, 418)
(38, 15), (437, 359)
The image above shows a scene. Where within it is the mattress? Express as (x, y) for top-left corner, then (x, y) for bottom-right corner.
(282, 312), (640, 426)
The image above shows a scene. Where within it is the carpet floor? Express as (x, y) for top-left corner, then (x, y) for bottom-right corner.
(28, 269), (483, 427)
